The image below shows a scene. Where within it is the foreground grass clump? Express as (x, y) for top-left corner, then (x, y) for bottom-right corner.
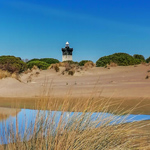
(0, 95), (150, 150)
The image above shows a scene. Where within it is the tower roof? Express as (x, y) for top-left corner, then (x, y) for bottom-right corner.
(66, 41), (69, 45)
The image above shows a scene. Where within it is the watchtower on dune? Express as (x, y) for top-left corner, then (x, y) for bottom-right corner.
(61, 42), (73, 62)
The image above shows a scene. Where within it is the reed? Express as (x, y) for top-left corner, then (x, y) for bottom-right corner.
(0, 88), (150, 149)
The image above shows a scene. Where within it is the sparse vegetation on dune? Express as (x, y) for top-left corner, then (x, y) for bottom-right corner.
(0, 69), (20, 81)
(84, 61), (95, 68)
(0, 54), (150, 78)
(48, 63), (60, 72)
(0, 70), (11, 79)
(79, 60), (92, 66)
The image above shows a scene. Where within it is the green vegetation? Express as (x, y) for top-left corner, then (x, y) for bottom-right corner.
(68, 69), (75, 75)
(0, 55), (26, 73)
(146, 57), (150, 63)
(27, 61), (50, 70)
(96, 53), (141, 67)
(63, 60), (79, 65)
(40, 58), (59, 64)
(133, 54), (145, 62)
(27, 58), (59, 65)
(27, 58), (59, 70)
(27, 58), (39, 63)
(79, 60), (93, 66)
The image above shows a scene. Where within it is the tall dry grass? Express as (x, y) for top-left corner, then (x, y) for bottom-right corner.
(0, 81), (150, 149)
(0, 70), (11, 79)
(0, 93), (150, 150)
(0, 69), (20, 81)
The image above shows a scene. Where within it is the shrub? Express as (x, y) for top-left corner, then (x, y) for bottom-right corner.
(63, 60), (79, 65)
(109, 62), (118, 67)
(40, 58), (59, 64)
(59, 62), (65, 67)
(27, 58), (40, 63)
(146, 57), (150, 63)
(145, 75), (149, 79)
(49, 64), (60, 72)
(0, 69), (11, 79)
(96, 53), (141, 67)
(79, 60), (91, 66)
(68, 69), (75, 75)
(60, 62), (78, 76)
(65, 63), (72, 71)
(54, 65), (60, 72)
(31, 65), (38, 70)
(27, 61), (50, 70)
(133, 54), (145, 62)
(27, 58), (59, 65)
(0, 55), (27, 73)
(84, 61), (95, 68)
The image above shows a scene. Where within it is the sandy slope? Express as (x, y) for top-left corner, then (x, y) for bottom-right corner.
(0, 64), (150, 99)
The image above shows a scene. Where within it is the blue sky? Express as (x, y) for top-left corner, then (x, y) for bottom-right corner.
(0, 0), (150, 62)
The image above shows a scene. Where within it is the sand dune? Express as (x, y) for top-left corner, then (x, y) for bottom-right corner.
(0, 64), (150, 99)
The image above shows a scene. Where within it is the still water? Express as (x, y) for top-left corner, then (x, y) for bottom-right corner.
(0, 109), (150, 144)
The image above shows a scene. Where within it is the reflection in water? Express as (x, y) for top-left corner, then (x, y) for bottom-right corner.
(0, 109), (150, 144)
(0, 107), (21, 121)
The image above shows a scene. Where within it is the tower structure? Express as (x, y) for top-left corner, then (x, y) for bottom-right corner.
(62, 42), (73, 62)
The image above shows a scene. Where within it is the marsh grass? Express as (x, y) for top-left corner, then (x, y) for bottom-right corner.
(0, 82), (150, 149)
(0, 92), (150, 149)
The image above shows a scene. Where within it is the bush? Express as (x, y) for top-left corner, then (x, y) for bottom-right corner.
(0, 69), (11, 79)
(96, 53), (141, 67)
(133, 54), (145, 62)
(68, 69), (75, 75)
(40, 58), (59, 64)
(27, 58), (59, 65)
(146, 57), (150, 63)
(63, 60), (79, 65)
(0, 55), (27, 73)
(84, 61), (95, 68)
(27, 61), (50, 70)
(49, 64), (60, 72)
(27, 58), (40, 63)
(79, 60), (92, 66)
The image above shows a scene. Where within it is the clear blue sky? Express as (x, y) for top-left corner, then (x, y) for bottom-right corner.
(0, 0), (150, 62)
